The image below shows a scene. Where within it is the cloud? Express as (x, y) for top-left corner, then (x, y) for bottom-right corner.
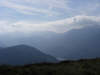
(0, 0), (100, 18)
(0, 15), (100, 34)
(0, 21), (14, 33)
(0, 0), (68, 16)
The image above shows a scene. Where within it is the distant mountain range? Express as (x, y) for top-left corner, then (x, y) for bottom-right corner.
(0, 45), (57, 65)
(0, 25), (100, 60)
(48, 26), (100, 59)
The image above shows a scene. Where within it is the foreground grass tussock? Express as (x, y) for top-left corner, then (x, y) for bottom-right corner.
(0, 58), (100, 75)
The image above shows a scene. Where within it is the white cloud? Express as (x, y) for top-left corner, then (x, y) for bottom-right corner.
(0, 0), (99, 21)
(0, 15), (100, 34)
(0, 21), (14, 33)
(0, 0), (68, 16)
(0, 0), (100, 35)
(11, 0), (69, 10)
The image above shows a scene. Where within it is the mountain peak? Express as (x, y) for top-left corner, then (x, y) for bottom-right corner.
(7, 44), (37, 50)
(10, 44), (32, 48)
(0, 45), (57, 65)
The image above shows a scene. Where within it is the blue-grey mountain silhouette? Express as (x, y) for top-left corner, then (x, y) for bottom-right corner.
(0, 45), (57, 65)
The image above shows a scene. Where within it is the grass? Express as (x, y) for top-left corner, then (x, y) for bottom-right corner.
(0, 58), (100, 75)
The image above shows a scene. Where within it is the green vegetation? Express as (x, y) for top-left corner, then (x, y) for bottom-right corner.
(0, 58), (100, 75)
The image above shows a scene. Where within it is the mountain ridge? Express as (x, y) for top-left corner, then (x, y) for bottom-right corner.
(0, 44), (57, 65)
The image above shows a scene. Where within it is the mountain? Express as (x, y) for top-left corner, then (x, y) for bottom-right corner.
(0, 45), (57, 65)
(0, 26), (100, 60)
(0, 42), (5, 48)
(47, 26), (100, 59)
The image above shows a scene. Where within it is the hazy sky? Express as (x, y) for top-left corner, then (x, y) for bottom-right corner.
(0, 0), (100, 34)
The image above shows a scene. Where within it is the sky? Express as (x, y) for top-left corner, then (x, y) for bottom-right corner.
(0, 0), (100, 34)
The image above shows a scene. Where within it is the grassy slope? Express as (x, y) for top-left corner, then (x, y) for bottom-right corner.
(0, 58), (100, 75)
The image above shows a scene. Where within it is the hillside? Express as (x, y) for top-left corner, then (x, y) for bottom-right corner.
(0, 45), (57, 65)
(45, 26), (100, 59)
(0, 58), (100, 75)
(1, 26), (100, 59)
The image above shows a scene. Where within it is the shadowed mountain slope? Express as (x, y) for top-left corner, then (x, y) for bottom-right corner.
(0, 45), (57, 65)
